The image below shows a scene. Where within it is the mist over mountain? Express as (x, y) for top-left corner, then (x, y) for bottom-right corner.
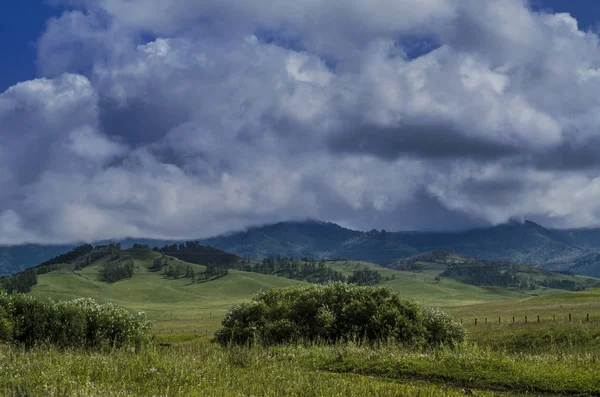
(0, 244), (75, 276)
(4, 219), (600, 277)
(198, 220), (600, 275)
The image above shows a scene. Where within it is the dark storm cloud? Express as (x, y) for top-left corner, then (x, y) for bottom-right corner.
(526, 140), (600, 171)
(328, 122), (522, 161)
(98, 97), (188, 145)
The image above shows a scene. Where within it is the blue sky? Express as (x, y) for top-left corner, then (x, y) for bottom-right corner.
(0, 2), (64, 91)
(1, 1), (600, 92)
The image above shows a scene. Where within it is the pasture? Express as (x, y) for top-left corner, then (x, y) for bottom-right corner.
(9, 249), (600, 396)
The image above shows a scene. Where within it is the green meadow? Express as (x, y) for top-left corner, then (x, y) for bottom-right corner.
(7, 248), (599, 396)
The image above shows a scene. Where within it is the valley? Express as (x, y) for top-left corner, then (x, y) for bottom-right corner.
(15, 245), (600, 335)
(0, 240), (598, 395)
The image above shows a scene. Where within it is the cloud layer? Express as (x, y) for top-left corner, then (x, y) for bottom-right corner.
(3, 0), (600, 243)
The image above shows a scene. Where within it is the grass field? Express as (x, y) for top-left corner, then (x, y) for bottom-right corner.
(0, 341), (526, 396)
(32, 248), (305, 333)
(30, 251), (600, 334)
(2, 332), (600, 396)
(15, 248), (600, 396)
(330, 260), (575, 306)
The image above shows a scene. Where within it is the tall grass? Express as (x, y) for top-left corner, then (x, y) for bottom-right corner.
(0, 341), (509, 397)
(1, 337), (599, 396)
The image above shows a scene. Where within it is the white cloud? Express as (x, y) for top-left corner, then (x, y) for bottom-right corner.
(3, 0), (600, 243)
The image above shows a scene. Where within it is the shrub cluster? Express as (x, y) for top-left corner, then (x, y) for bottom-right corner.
(0, 294), (151, 349)
(214, 283), (465, 347)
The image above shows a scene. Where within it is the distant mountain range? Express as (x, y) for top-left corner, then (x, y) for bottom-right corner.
(199, 220), (600, 276)
(4, 219), (600, 277)
(0, 244), (75, 276)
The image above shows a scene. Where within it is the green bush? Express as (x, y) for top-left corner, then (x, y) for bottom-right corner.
(214, 283), (466, 347)
(0, 294), (151, 349)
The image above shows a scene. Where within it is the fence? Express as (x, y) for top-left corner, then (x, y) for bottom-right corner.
(151, 313), (598, 335)
(461, 313), (593, 326)
(155, 329), (210, 334)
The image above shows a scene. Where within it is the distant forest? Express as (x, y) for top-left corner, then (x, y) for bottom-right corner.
(440, 264), (585, 291)
(0, 243), (130, 292)
(159, 241), (239, 268)
(156, 242), (384, 286)
(1, 244), (96, 293)
(2, 241), (585, 294)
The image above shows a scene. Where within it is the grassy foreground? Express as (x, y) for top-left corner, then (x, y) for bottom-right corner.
(1, 337), (599, 396)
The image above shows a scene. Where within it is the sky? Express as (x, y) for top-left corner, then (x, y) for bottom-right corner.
(3, 1), (600, 244)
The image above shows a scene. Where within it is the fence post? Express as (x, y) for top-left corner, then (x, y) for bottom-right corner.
(460, 319), (463, 324)
(475, 318), (477, 326)
(512, 316), (515, 323)
(525, 315), (527, 324)
(498, 317), (501, 324)
(537, 315), (540, 323)
(485, 318), (487, 325)
(569, 313), (572, 322)
(587, 313), (589, 322)
(553, 314), (555, 322)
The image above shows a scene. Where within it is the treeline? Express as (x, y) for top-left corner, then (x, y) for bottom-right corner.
(347, 267), (383, 285)
(156, 242), (385, 286)
(393, 250), (464, 271)
(0, 244), (96, 293)
(440, 266), (520, 288)
(242, 257), (346, 284)
(440, 266), (585, 291)
(0, 269), (37, 293)
(100, 251), (135, 283)
(73, 244), (116, 270)
(539, 278), (585, 291)
(37, 244), (95, 274)
(0, 243), (131, 292)
(160, 241), (239, 268)
(238, 256), (383, 286)
(151, 255), (228, 283)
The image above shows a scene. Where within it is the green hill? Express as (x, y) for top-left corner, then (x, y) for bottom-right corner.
(5, 244), (598, 333)
(389, 251), (600, 291)
(326, 260), (576, 307)
(30, 247), (304, 332)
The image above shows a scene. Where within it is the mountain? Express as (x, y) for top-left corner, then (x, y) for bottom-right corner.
(5, 219), (600, 277)
(201, 220), (359, 259)
(200, 220), (600, 276)
(0, 244), (75, 276)
(394, 220), (589, 270)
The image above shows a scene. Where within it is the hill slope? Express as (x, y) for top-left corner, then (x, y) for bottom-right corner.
(31, 247), (305, 332)
(3, 244), (594, 334)
(389, 251), (600, 291)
